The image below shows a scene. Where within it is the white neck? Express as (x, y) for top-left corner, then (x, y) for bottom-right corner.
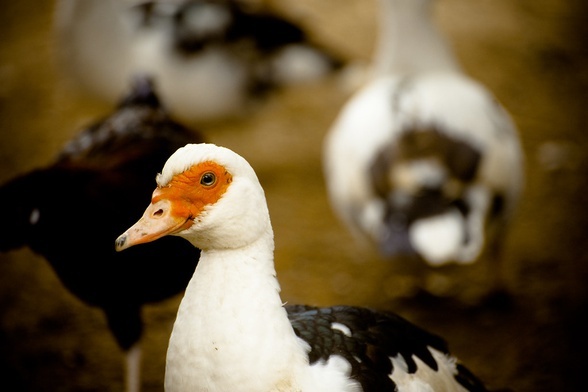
(371, 0), (460, 78)
(164, 228), (308, 391)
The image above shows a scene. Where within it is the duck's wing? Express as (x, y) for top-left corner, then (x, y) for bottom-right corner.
(287, 304), (487, 391)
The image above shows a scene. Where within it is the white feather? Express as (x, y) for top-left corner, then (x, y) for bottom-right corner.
(331, 322), (353, 337)
(391, 348), (464, 392)
(410, 209), (465, 266)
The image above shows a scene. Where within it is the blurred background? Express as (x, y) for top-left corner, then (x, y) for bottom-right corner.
(0, 0), (587, 390)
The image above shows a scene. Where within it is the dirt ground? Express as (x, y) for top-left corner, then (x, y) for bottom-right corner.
(1, 0), (587, 391)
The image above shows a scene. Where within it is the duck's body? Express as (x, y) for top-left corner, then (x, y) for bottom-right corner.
(55, 0), (342, 123)
(323, 0), (523, 267)
(0, 76), (203, 392)
(116, 143), (488, 391)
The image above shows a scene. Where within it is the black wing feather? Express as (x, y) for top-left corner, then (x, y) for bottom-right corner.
(287, 305), (486, 392)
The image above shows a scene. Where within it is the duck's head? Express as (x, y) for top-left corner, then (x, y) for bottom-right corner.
(115, 143), (270, 251)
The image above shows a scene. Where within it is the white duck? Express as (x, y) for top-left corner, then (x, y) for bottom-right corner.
(115, 143), (489, 391)
(323, 0), (523, 274)
(54, 0), (342, 123)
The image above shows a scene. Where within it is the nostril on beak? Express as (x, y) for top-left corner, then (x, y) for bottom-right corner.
(153, 209), (164, 217)
(115, 235), (127, 251)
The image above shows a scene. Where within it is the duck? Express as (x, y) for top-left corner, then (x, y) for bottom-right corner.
(0, 75), (204, 392)
(115, 143), (489, 391)
(54, 0), (343, 123)
(322, 0), (524, 286)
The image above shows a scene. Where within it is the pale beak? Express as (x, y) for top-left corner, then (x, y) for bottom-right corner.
(115, 198), (192, 251)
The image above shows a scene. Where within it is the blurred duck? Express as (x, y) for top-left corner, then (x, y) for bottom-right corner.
(54, 0), (343, 123)
(323, 0), (523, 289)
(115, 143), (489, 392)
(0, 76), (203, 392)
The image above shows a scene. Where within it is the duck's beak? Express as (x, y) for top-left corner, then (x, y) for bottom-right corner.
(115, 198), (193, 252)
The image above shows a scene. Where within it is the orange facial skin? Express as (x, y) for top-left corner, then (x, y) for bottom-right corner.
(115, 161), (233, 251)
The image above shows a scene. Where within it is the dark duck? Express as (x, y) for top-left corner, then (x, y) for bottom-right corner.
(0, 76), (204, 392)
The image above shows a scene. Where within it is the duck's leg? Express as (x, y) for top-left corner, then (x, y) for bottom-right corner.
(104, 306), (143, 392)
(125, 343), (141, 392)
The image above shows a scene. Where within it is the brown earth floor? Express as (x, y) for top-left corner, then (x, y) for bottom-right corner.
(1, 0), (587, 391)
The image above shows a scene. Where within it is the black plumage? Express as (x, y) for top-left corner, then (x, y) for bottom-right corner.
(0, 76), (203, 351)
(288, 305), (487, 391)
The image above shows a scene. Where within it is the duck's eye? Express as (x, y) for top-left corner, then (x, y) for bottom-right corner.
(200, 171), (216, 187)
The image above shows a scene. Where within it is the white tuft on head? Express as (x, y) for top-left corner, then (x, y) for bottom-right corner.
(156, 143), (255, 187)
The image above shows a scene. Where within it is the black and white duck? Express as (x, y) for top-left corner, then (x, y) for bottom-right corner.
(54, 0), (343, 123)
(115, 142), (490, 392)
(323, 0), (524, 293)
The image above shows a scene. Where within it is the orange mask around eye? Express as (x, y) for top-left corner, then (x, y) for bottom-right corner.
(153, 161), (233, 221)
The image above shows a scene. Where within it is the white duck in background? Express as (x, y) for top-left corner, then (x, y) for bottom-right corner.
(54, 0), (343, 123)
(115, 143), (490, 391)
(323, 0), (523, 283)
